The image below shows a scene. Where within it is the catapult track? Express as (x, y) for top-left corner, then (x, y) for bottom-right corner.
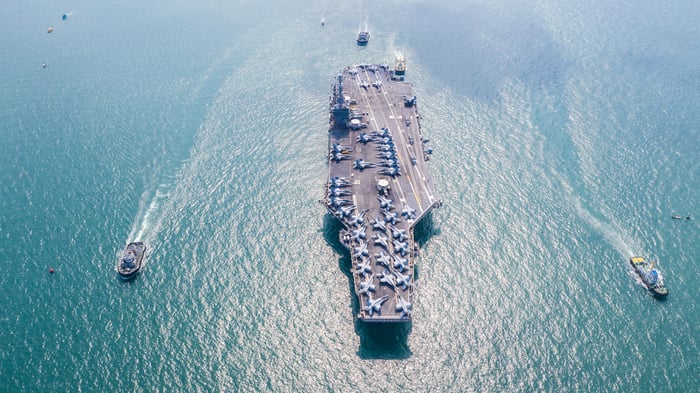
(325, 63), (439, 322)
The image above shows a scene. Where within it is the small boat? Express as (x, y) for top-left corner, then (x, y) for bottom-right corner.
(672, 213), (691, 220)
(357, 31), (370, 45)
(629, 256), (668, 298)
(394, 55), (406, 76)
(118, 242), (145, 280)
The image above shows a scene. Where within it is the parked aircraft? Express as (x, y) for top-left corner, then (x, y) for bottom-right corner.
(394, 271), (412, 290)
(349, 210), (366, 227)
(328, 196), (351, 207)
(371, 217), (387, 232)
(392, 240), (408, 256)
(375, 251), (392, 267)
(358, 274), (376, 295)
(357, 132), (372, 143)
(353, 242), (369, 258)
(328, 187), (351, 197)
(395, 295), (412, 317)
(336, 205), (355, 218)
(389, 225), (407, 242)
(329, 177), (351, 187)
(331, 143), (351, 153)
(377, 195), (394, 210)
(379, 167), (401, 177)
(393, 255), (408, 272)
(353, 159), (376, 170)
(401, 205), (417, 220)
(378, 269), (396, 289)
(363, 294), (389, 317)
(331, 151), (352, 162)
(383, 210), (400, 225)
(351, 226), (367, 242)
(355, 256), (372, 277)
(372, 233), (389, 248)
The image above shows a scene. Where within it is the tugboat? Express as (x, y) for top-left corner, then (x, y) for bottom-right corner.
(118, 242), (145, 280)
(629, 256), (668, 298)
(357, 31), (370, 45)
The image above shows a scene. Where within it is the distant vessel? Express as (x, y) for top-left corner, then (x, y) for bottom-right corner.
(671, 214), (690, 220)
(356, 31), (370, 45)
(118, 242), (145, 280)
(629, 256), (668, 298)
(394, 56), (406, 76)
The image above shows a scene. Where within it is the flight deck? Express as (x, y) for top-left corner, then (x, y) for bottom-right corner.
(324, 62), (440, 322)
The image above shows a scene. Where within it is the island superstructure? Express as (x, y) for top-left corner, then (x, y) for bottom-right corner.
(324, 62), (440, 322)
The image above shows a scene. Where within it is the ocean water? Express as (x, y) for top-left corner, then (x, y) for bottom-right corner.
(1, 0), (698, 391)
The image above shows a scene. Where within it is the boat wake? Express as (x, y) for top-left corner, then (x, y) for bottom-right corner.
(570, 194), (639, 259)
(127, 183), (170, 246)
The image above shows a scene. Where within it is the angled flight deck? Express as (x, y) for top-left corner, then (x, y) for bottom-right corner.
(324, 61), (440, 322)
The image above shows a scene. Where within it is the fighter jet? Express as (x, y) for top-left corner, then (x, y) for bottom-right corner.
(389, 225), (407, 242)
(328, 197), (353, 207)
(371, 217), (386, 232)
(392, 239), (408, 256)
(379, 167), (401, 177)
(353, 242), (369, 258)
(357, 132), (372, 144)
(393, 255), (408, 272)
(363, 294), (389, 317)
(331, 143), (351, 153)
(360, 82), (370, 89)
(394, 271), (412, 290)
(351, 226), (367, 243)
(376, 143), (395, 152)
(375, 251), (392, 267)
(402, 95), (417, 107)
(395, 295), (412, 318)
(331, 151), (352, 162)
(328, 187), (352, 197)
(378, 269), (396, 289)
(376, 151), (396, 159)
(358, 274), (376, 295)
(401, 205), (417, 220)
(329, 177), (351, 187)
(349, 210), (366, 227)
(336, 205), (355, 218)
(354, 256), (372, 277)
(373, 127), (391, 138)
(353, 159), (376, 170)
(377, 195), (394, 211)
(383, 210), (400, 225)
(372, 233), (389, 248)
(371, 80), (382, 89)
(377, 158), (399, 168)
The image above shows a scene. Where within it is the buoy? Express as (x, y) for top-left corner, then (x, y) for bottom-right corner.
(49, 267), (55, 273)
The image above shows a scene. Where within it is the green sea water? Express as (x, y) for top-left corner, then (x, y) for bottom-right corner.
(1, 0), (698, 391)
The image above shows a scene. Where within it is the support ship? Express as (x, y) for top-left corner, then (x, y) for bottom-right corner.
(324, 61), (440, 322)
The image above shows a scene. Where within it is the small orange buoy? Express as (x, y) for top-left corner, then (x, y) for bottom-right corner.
(49, 267), (55, 273)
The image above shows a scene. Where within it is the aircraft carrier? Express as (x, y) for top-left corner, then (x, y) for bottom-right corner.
(324, 61), (440, 322)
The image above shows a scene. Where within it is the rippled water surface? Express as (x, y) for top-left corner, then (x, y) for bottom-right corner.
(1, 0), (698, 391)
